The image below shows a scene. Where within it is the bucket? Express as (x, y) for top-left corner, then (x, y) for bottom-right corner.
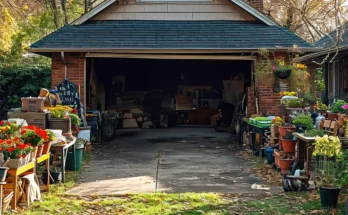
(42, 170), (62, 184)
(266, 148), (274, 164)
(66, 148), (83, 171)
(320, 187), (340, 208)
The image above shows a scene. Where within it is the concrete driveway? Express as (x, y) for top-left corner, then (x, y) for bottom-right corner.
(68, 128), (267, 195)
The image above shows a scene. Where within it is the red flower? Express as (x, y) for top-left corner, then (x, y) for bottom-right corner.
(7, 147), (15, 153)
(0, 139), (4, 144)
(5, 140), (12, 145)
(22, 154), (26, 158)
(0, 121), (4, 125)
(17, 144), (26, 149)
(13, 137), (19, 142)
(21, 130), (26, 135)
(7, 122), (10, 126)
(27, 143), (31, 146)
(17, 155), (21, 158)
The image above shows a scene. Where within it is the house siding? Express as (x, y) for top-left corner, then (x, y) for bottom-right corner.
(91, 0), (257, 21)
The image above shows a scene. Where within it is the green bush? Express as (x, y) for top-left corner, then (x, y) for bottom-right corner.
(329, 100), (347, 113)
(292, 113), (313, 130)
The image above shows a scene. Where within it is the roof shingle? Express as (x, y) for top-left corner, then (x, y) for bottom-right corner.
(30, 20), (312, 50)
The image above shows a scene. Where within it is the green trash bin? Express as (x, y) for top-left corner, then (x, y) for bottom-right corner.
(66, 144), (84, 171)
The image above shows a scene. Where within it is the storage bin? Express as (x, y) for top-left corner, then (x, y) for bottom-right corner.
(21, 97), (45, 112)
(48, 118), (71, 133)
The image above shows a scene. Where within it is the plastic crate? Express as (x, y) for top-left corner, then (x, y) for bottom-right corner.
(255, 117), (269, 121)
(256, 120), (272, 128)
(249, 118), (256, 125)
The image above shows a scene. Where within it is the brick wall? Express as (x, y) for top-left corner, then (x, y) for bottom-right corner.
(52, 52), (85, 105)
(243, 0), (264, 12)
(258, 75), (281, 116)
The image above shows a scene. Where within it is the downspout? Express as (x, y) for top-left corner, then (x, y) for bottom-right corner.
(61, 51), (67, 79)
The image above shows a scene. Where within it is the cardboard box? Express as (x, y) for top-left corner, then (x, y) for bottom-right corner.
(21, 97), (45, 112)
(8, 112), (47, 128)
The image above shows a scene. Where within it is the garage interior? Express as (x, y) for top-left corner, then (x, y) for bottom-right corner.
(86, 57), (252, 129)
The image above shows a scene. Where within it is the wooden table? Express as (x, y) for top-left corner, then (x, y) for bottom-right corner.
(7, 161), (35, 210)
(7, 153), (51, 210)
(50, 139), (76, 183)
(292, 132), (316, 176)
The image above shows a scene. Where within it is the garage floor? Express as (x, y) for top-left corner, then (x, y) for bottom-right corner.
(68, 128), (273, 195)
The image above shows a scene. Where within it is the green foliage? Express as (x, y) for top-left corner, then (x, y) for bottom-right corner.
(303, 93), (317, 104)
(0, 62), (51, 117)
(69, 114), (81, 126)
(317, 98), (328, 111)
(292, 113), (313, 129)
(304, 129), (324, 137)
(329, 100), (347, 113)
(286, 98), (308, 107)
(314, 68), (325, 92)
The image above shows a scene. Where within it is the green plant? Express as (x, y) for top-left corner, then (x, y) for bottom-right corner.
(329, 100), (347, 113)
(287, 98), (307, 107)
(46, 130), (56, 142)
(317, 98), (328, 111)
(303, 93), (317, 104)
(69, 114), (80, 126)
(313, 135), (342, 187)
(314, 68), (325, 92)
(292, 113), (313, 129)
(304, 129), (324, 137)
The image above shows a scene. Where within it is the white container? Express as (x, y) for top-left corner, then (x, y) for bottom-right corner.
(47, 129), (62, 144)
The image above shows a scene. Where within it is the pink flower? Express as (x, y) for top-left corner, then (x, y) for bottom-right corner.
(272, 65), (277, 71)
(343, 104), (348, 110)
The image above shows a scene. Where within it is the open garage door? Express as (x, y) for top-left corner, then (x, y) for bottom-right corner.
(85, 56), (252, 128)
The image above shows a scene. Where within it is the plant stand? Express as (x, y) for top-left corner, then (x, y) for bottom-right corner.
(0, 181), (5, 215)
(292, 132), (316, 178)
(50, 138), (76, 183)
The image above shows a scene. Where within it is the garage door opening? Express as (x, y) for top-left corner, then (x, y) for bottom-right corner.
(86, 57), (252, 128)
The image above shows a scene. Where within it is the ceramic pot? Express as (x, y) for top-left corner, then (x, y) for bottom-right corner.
(278, 126), (296, 150)
(32, 146), (38, 158)
(281, 139), (297, 153)
(36, 145), (43, 158)
(279, 158), (294, 172)
(328, 112), (338, 121)
(42, 141), (52, 155)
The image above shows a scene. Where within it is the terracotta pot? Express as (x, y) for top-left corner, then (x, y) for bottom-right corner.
(36, 145), (43, 158)
(279, 158), (294, 171)
(328, 112), (338, 121)
(278, 126), (296, 150)
(281, 139), (296, 153)
(42, 141), (52, 155)
(274, 150), (281, 166)
(32, 146), (38, 158)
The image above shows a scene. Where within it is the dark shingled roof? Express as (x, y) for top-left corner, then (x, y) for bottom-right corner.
(30, 20), (312, 50)
(314, 24), (348, 49)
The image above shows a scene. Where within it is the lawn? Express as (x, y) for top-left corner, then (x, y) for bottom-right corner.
(18, 151), (347, 215)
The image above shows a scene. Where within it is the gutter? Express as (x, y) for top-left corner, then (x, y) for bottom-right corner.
(297, 45), (348, 63)
(27, 47), (320, 55)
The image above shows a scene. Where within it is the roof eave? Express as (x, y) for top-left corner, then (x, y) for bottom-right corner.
(298, 45), (348, 63)
(27, 47), (318, 55)
(230, 0), (277, 26)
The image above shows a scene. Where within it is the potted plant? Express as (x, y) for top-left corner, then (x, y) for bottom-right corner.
(278, 125), (296, 150)
(304, 129), (324, 137)
(287, 98), (308, 108)
(313, 135), (343, 208)
(279, 92), (297, 116)
(0, 121), (20, 140)
(272, 64), (295, 79)
(48, 105), (73, 133)
(315, 99), (328, 115)
(292, 113), (314, 131)
(69, 113), (81, 136)
(1, 139), (33, 168)
(21, 127), (44, 158)
(328, 100), (347, 121)
(281, 131), (296, 153)
(303, 93), (317, 106)
(43, 130), (56, 154)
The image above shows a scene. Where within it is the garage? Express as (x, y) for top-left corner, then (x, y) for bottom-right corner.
(85, 56), (252, 128)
